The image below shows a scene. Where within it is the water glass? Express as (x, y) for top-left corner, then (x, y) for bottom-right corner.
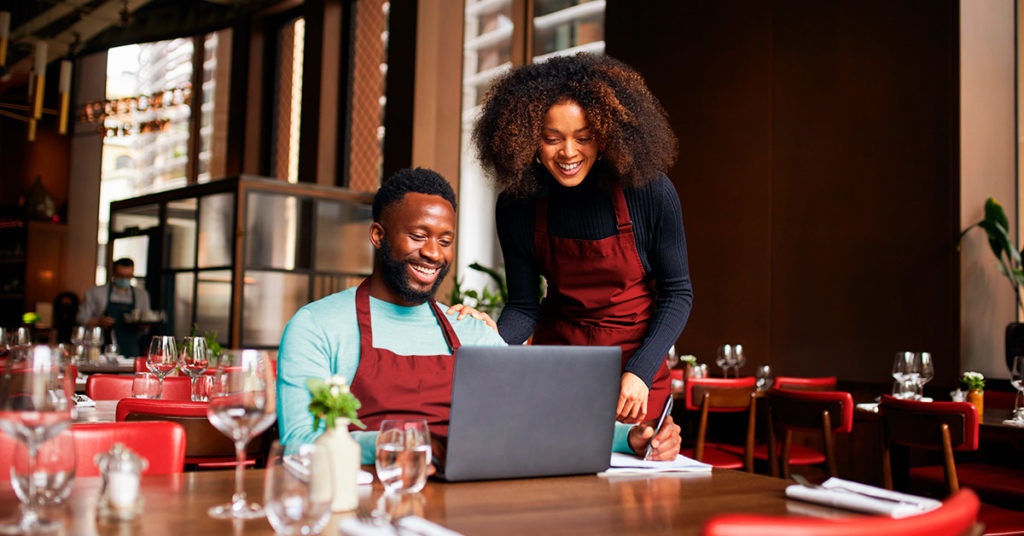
(755, 365), (773, 391)
(263, 441), (332, 535)
(665, 345), (679, 369)
(192, 374), (214, 402)
(375, 419), (431, 494)
(11, 427), (76, 506)
(131, 372), (162, 399)
(892, 351), (914, 397)
(178, 337), (210, 401)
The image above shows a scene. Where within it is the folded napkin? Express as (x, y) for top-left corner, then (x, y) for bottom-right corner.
(855, 402), (879, 413)
(785, 477), (941, 518)
(1002, 419), (1024, 428)
(599, 452), (713, 476)
(338, 515), (463, 536)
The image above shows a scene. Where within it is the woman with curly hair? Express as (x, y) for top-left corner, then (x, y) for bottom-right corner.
(469, 53), (694, 425)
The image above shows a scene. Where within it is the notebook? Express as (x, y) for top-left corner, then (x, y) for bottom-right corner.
(439, 345), (621, 482)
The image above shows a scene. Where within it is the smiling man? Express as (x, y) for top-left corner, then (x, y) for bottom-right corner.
(276, 168), (506, 463)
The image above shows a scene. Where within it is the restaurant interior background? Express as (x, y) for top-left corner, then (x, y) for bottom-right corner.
(0, 0), (1018, 390)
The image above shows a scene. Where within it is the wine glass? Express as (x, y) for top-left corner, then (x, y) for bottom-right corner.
(11, 427), (76, 506)
(1011, 356), (1024, 422)
(0, 344), (74, 533)
(914, 352), (934, 399)
(206, 349), (277, 519)
(716, 345), (732, 378)
(178, 337), (210, 401)
(892, 351), (914, 398)
(665, 345), (679, 369)
(263, 441), (332, 535)
(375, 419), (431, 494)
(755, 365), (773, 391)
(146, 336), (178, 392)
(732, 345), (746, 377)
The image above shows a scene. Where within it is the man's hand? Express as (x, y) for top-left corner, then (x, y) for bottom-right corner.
(627, 415), (681, 461)
(445, 304), (498, 332)
(616, 372), (649, 423)
(93, 316), (115, 328)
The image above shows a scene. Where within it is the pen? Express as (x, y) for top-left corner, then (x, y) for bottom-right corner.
(643, 397), (674, 460)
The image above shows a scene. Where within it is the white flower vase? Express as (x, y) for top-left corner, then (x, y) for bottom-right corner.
(315, 418), (361, 512)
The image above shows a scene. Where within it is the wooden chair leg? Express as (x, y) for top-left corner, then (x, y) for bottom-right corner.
(767, 406), (779, 478)
(781, 430), (792, 480)
(694, 393), (709, 462)
(941, 423), (959, 494)
(821, 409), (837, 477)
(744, 392), (756, 473)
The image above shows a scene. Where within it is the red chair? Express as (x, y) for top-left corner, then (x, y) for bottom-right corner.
(86, 374), (192, 400)
(760, 387), (854, 478)
(701, 488), (981, 536)
(72, 421), (186, 476)
(880, 395), (1024, 533)
(115, 398), (264, 468)
(681, 377), (757, 471)
(773, 376), (838, 391)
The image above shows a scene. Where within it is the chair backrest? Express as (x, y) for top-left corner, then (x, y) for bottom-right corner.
(773, 376), (837, 391)
(71, 421), (186, 477)
(134, 357), (147, 373)
(879, 395), (979, 493)
(684, 377), (757, 411)
(700, 488), (980, 536)
(765, 388), (854, 478)
(115, 398), (259, 459)
(86, 374), (192, 400)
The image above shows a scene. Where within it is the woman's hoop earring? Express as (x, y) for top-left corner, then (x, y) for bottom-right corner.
(535, 154), (542, 164)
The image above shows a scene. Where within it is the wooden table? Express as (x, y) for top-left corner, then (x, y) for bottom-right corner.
(0, 468), (852, 535)
(73, 400), (119, 423)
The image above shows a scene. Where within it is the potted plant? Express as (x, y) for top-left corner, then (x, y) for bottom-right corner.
(307, 375), (365, 511)
(960, 371), (985, 417)
(960, 197), (1024, 372)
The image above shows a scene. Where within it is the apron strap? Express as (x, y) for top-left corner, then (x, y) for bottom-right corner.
(356, 279), (462, 353)
(609, 181), (633, 232)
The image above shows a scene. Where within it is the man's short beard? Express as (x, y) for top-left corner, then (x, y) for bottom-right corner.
(379, 235), (450, 305)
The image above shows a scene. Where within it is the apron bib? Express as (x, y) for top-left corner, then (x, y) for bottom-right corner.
(348, 280), (462, 437)
(104, 284), (139, 357)
(532, 181), (670, 418)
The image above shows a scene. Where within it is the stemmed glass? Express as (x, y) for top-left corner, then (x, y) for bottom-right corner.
(263, 440), (332, 535)
(206, 349), (277, 519)
(755, 365), (773, 391)
(892, 351), (914, 398)
(146, 336), (178, 394)
(731, 345), (746, 377)
(914, 352), (934, 400)
(1011, 356), (1024, 423)
(665, 345), (679, 369)
(178, 337), (210, 401)
(716, 345), (733, 378)
(0, 344), (74, 533)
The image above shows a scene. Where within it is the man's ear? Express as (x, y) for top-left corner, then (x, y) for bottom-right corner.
(369, 222), (385, 249)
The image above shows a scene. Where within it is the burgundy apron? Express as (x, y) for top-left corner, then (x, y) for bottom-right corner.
(348, 280), (461, 437)
(532, 181), (671, 419)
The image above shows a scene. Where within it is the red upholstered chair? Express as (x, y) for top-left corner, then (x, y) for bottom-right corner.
(115, 398), (263, 468)
(880, 395), (1024, 534)
(86, 374), (192, 401)
(763, 387), (853, 478)
(700, 488), (981, 536)
(71, 421), (186, 476)
(773, 376), (838, 391)
(134, 357), (148, 373)
(681, 377), (757, 471)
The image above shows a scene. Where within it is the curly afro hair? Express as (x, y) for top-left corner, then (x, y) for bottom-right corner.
(373, 167), (457, 222)
(472, 53), (677, 197)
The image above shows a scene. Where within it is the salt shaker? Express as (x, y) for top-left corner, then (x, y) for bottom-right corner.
(95, 443), (147, 520)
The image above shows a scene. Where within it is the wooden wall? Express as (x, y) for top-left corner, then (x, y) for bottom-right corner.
(606, 0), (961, 384)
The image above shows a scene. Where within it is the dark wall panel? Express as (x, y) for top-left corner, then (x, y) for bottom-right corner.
(606, 0), (959, 384)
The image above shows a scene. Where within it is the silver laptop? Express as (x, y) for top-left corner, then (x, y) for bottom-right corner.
(440, 345), (621, 482)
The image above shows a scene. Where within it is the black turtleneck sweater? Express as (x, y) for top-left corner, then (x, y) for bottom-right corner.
(495, 164), (694, 387)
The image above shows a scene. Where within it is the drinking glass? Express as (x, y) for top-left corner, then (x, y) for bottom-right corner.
(715, 345), (733, 378)
(755, 365), (773, 391)
(665, 345), (679, 369)
(11, 427), (76, 506)
(146, 336), (178, 390)
(732, 345), (746, 377)
(131, 372), (163, 399)
(914, 352), (934, 399)
(892, 351), (914, 398)
(69, 326), (85, 347)
(263, 441), (332, 535)
(12, 327), (32, 346)
(178, 337), (210, 401)
(1011, 356), (1024, 422)
(0, 344), (74, 534)
(375, 419), (431, 494)
(207, 349), (277, 519)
